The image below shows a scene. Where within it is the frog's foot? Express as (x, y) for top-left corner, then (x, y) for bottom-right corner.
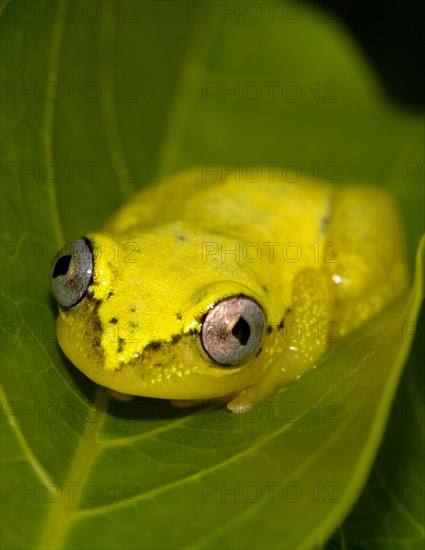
(226, 386), (270, 414)
(107, 388), (135, 402)
(226, 368), (297, 414)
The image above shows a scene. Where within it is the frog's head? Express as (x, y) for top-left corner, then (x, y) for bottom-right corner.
(50, 231), (273, 402)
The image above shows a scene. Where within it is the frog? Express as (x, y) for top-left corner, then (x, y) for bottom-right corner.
(50, 167), (408, 413)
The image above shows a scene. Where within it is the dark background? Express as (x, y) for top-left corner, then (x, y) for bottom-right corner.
(315, 0), (424, 108)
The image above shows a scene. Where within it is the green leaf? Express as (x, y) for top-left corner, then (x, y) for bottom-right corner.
(1, 1), (424, 549)
(326, 297), (425, 550)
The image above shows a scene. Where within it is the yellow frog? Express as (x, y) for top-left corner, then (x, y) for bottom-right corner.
(50, 168), (408, 412)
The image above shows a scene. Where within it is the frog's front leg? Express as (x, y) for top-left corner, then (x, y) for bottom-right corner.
(227, 269), (335, 413)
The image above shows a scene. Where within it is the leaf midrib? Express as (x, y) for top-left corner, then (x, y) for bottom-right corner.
(39, 388), (109, 550)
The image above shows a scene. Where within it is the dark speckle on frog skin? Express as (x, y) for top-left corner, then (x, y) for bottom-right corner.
(171, 334), (182, 345)
(130, 307), (136, 313)
(87, 299), (105, 361)
(92, 334), (101, 350)
(277, 318), (285, 331)
(262, 284), (268, 293)
(266, 325), (273, 335)
(175, 312), (182, 320)
(145, 341), (162, 352)
(107, 291), (114, 300)
(110, 317), (118, 324)
(117, 337), (125, 353)
(176, 234), (187, 241)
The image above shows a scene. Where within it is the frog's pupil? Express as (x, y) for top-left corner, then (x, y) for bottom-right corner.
(232, 317), (250, 346)
(52, 255), (72, 278)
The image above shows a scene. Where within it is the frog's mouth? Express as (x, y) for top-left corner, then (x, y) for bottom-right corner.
(56, 314), (265, 400)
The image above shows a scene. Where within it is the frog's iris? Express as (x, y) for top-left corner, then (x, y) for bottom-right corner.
(201, 295), (265, 366)
(50, 238), (93, 308)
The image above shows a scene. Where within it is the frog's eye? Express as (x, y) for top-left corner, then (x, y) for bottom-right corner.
(201, 295), (265, 366)
(50, 238), (93, 308)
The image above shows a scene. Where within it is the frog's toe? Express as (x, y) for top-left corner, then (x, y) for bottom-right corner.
(107, 388), (135, 402)
(226, 393), (257, 414)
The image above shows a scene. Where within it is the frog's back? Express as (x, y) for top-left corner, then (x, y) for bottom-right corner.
(104, 167), (332, 248)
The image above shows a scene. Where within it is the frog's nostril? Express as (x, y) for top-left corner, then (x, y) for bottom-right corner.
(52, 255), (72, 278)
